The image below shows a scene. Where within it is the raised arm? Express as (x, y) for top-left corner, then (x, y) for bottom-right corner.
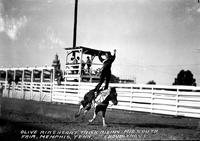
(111, 49), (116, 62)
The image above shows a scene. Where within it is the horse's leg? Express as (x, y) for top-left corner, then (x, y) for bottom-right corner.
(102, 110), (107, 127)
(89, 109), (97, 123)
(83, 109), (88, 115)
(75, 104), (83, 118)
(81, 109), (89, 121)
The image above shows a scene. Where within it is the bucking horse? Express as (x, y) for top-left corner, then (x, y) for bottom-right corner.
(75, 87), (118, 127)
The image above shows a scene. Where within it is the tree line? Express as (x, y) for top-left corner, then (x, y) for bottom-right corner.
(147, 69), (197, 86)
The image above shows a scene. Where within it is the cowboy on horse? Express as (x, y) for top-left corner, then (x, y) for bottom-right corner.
(75, 87), (118, 127)
(94, 49), (116, 95)
(83, 49), (117, 110)
(75, 49), (117, 126)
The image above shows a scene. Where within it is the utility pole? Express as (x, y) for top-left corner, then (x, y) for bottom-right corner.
(73, 0), (78, 49)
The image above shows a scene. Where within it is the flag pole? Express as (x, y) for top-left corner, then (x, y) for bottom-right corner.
(73, 0), (78, 49)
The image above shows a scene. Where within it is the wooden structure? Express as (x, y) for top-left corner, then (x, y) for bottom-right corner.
(64, 46), (110, 82)
(0, 66), (54, 101)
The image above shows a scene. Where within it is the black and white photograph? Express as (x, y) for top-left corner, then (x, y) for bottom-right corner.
(0, 0), (200, 140)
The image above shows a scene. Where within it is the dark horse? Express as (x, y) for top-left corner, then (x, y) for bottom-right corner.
(75, 87), (118, 127)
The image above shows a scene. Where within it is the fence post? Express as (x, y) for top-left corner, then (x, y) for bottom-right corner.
(0, 83), (4, 117)
(11, 81), (14, 98)
(13, 69), (16, 98)
(30, 69), (33, 100)
(78, 81), (81, 102)
(130, 85), (133, 110)
(22, 70), (25, 99)
(40, 69), (43, 101)
(51, 68), (55, 103)
(151, 86), (154, 114)
(5, 69), (8, 97)
(176, 88), (179, 116)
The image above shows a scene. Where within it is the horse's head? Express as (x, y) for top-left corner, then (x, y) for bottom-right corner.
(109, 87), (118, 105)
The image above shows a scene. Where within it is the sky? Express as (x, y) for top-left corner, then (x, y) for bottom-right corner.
(0, 0), (200, 85)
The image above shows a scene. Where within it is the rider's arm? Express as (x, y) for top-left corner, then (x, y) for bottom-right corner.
(98, 51), (104, 62)
(111, 49), (116, 62)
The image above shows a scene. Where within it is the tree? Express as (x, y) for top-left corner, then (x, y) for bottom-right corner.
(173, 70), (196, 86)
(147, 80), (156, 85)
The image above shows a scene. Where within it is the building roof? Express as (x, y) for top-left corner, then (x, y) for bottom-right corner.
(64, 46), (110, 56)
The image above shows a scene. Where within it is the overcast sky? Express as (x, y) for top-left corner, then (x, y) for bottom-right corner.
(0, 0), (200, 85)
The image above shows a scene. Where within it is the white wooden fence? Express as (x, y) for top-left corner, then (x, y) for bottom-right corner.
(1, 81), (53, 102)
(1, 80), (200, 118)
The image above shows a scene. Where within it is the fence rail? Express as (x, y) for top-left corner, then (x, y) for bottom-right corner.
(1, 79), (200, 118)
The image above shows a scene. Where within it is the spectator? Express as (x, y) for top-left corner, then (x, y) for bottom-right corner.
(71, 57), (78, 74)
(86, 56), (92, 74)
(77, 57), (86, 75)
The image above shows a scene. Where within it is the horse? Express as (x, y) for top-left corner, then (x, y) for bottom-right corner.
(75, 87), (118, 127)
(75, 89), (98, 117)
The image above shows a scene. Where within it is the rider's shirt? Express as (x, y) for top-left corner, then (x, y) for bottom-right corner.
(98, 53), (115, 72)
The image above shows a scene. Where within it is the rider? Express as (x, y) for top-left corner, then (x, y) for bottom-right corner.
(94, 49), (116, 95)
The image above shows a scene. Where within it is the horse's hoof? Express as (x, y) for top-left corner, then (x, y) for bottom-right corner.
(103, 124), (107, 127)
(88, 119), (93, 123)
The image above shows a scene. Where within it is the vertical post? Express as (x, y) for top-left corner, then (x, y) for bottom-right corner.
(0, 84), (2, 117)
(22, 70), (25, 99)
(51, 68), (55, 103)
(78, 49), (83, 99)
(10, 70), (14, 98)
(130, 85), (133, 110)
(6, 70), (10, 98)
(30, 69), (34, 100)
(13, 70), (16, 98)
(176, 88), (179, 116)
(5, 69), (8, 97)
(40, 69), (44, 101)
(151, 87), (154, 114)
(65, 51), (69, 77)
(66, 52), (68, 65)
(73, 0), (78, 49)
(79, 49), (83, 81)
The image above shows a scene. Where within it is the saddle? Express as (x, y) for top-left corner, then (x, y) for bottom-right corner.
(94, 88), (110, 106)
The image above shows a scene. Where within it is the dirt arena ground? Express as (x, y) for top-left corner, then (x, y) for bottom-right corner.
(0, 98), (200, 141)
